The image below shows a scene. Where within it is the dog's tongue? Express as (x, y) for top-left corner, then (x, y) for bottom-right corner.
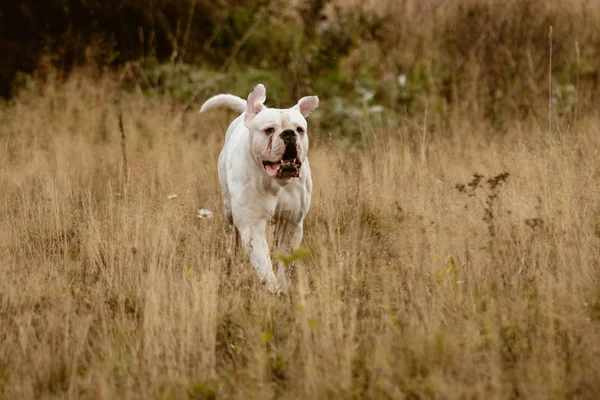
(265, 162), (281, 177)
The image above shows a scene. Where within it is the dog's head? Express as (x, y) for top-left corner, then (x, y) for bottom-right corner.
(244, 84), (318, 179)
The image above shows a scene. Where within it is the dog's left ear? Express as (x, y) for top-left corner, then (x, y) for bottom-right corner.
(245, 84), (267, 125)
(294, 96), (319, 117)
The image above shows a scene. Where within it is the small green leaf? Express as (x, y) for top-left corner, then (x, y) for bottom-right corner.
(448, 256), (458, 280)
(277, 247), (310, 267)
(262, 328), (274, 345)
(437, 270), (444, 284)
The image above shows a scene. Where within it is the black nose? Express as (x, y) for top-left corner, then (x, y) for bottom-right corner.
(280, 129), (296, 141)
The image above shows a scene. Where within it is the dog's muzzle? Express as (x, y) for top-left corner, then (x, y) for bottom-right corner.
(262, 130), (302, 178)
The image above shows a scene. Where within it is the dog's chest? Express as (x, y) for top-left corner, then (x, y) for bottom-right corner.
(271, 179), (310, 220)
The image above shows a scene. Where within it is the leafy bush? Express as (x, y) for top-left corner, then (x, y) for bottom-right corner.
(3, 0), (600, 144)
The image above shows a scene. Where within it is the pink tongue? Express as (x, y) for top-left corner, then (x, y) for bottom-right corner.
(265, 162), (281, 177)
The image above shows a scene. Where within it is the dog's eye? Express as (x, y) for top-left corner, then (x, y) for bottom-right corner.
(297, 127), (305, 134)
(264, 127), (275, 135)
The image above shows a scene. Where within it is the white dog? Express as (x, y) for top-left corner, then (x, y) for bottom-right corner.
(200, 84), (319, 293)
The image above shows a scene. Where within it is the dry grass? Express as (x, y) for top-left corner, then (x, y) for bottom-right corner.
(1, 72), (600, 399)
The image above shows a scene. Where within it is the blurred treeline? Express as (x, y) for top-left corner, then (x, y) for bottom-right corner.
(1, 0), (599, 135)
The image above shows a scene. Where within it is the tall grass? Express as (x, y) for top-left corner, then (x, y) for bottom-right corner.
(6, 0), (600, 125)
(337, 0), (600, 123)
(0, 70), (599, 399)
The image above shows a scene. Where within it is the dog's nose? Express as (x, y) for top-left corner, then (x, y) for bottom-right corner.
(280, 129), (296, 141)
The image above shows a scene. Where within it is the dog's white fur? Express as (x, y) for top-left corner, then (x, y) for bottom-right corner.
(200, 94), (246, 114)
(200, 84), (319, 292)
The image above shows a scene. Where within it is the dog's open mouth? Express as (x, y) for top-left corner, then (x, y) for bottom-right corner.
(262, 158), (302, 178)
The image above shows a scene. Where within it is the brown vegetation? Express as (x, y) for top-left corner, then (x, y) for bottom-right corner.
(0, 70), (599, 398)
(1, 0), (600, 397)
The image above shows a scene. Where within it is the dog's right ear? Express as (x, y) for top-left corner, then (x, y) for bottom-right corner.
(294, 95), (319, 117)
(244, 84), (266, 125)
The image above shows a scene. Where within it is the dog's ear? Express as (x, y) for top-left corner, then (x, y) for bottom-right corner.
(244, 84), (266, 125)
(294, 96), (319, 117)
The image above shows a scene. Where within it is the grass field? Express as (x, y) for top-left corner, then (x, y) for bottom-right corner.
(1, 73), (600, 399)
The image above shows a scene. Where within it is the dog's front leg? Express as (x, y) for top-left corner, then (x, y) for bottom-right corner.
(275, 221), (304, 291)
(237, 220), (279, 293)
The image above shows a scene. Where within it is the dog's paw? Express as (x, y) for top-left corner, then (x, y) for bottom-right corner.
(264, 278), (281, 295)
